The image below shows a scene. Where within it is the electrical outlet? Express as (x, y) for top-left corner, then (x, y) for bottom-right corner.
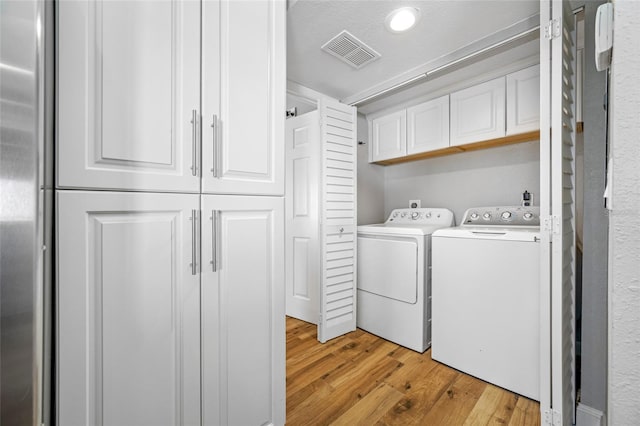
(409, 199), (421, 209)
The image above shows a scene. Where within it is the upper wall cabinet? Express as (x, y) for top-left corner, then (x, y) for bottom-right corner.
(58, 0), (285, 196)
(450, 77), (506, 146)
(407, 95), (450, 155)
(202, 0), (285, 196)
(369, 110), (407, 162)
(506, 65), (540, 135)
(57, 1), (201, 192)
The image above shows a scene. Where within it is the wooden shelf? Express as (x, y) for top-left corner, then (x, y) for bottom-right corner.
(373, 130), (541, 166)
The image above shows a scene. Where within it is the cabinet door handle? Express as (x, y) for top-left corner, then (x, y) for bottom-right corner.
(211, 210), (219, 272)
(190, 109), (198, 177)
(191, 209), (198, 275)
(211, 115), (218, 177)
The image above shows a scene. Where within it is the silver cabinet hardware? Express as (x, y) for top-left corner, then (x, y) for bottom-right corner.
(211, 114), (218, 177)
(190, 109), (198, 176)
(211, 210), (219, 272)
(190, 209), (198, 275)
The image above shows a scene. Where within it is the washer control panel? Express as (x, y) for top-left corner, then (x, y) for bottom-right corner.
(462, 206), (540, 227)
(386, 208), (454, 226)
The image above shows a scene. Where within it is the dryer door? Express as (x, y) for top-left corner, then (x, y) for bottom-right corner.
(357, 235), (418, 304)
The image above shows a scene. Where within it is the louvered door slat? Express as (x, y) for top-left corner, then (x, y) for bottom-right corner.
(318, 99), (358, 343)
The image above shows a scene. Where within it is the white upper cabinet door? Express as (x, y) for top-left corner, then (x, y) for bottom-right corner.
(57, 1), (201, 192)
(202, 0), (285, 196)
(201, 195), (285, 426)
(369, 110), (407, 162)
(450, 77), (506, 146)
(506, 65), (541, 135)
(407, 95), (450, 155)
(57, 191), (201, 426)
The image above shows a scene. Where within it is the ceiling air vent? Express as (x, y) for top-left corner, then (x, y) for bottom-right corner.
(321, 30), (381, 69)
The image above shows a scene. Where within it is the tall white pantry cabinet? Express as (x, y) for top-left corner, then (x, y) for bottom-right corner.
(56, 1), (286, 426)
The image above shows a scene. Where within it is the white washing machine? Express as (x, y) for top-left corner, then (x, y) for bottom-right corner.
(431, 206), (540, 401)
(357, 208), (454, 353)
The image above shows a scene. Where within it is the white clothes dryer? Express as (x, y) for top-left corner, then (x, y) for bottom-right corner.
(431, 206), (540, 401)
(356, 208), (454, 353)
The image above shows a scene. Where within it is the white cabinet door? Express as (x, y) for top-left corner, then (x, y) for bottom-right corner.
(506, 65), (540, 135)
(201, 195), (285, 426)
(57, 191), (201, 426)
(450, 77), (506, 146)
(57, 1), (201, 192)
(202, 0), (285, 196)
(369, 110), (407, 162)
(407, 95), (450, 154)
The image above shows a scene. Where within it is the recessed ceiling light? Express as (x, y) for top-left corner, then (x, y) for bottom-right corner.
(385, 7), (420, 33)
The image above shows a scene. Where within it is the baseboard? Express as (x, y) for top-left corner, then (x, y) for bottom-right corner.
(576, 403), (605, 426)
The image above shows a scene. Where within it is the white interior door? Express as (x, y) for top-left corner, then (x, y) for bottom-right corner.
(318, 99), (358, 343)
(285, 112), (321, 324)
(201, 194), (285, 426)
(539, 1), (577, 424)
(57, 0), (200, 192)
(57, 191), (201, 425)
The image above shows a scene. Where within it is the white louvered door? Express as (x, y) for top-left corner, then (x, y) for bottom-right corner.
(540, 1), (577, 424)
(318, 100), (358, 343)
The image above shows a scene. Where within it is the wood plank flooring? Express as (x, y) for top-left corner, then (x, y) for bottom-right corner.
(286, 317), (540, 426)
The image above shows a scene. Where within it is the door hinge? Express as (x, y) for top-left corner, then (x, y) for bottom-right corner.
(542, 215), (561, 238)
(545, 19), (561, 39)
(542, 409), (562, 426)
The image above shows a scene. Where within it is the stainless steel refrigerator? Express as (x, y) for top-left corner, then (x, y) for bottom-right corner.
(0, 0), (53, 424)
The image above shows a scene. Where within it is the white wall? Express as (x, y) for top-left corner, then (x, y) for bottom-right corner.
(356, 113), (385, 225)
(383, 141), (540, 225)
(609, 0), (640, 424)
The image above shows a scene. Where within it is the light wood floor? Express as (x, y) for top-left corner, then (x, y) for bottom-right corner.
(286, 317), (540, 425)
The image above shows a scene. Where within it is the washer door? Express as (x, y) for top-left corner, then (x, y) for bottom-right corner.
(357, 235), (418, 304)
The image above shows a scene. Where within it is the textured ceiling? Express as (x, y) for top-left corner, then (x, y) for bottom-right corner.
(287, 0), (540, 101)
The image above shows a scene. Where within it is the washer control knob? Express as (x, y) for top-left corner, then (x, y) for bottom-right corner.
(401, 212), (407, 218)
(425, 212), (432, 218)
(482, 212), (492, 220)
(469, 212), (479, 220)
(393, 212), (399, 218)
(501, 211), (512, 220)
(523, 212), (534, 220)
(411, 212), (420, 220)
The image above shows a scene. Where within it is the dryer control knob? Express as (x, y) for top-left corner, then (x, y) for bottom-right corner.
(469, 213), (479, 220)
(401, 212), (407, 218)
(482, 212), (492, 220)
(523, 212), (534, 220)
(501, 211), (512, 220)
(411, 212), (420, 219)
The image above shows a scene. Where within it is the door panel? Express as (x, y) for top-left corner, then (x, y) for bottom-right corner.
(319, 99), (358, 343)
(201, 195), (285, 426)
(202, 0), (285, 195)
(539, 0), (577, 423)
(407, 95), (450, 154)
(506, 65), (541, 135)
(450, 77), (506, 146)
(285, 112), (320, 324)
(57, 191), (200, 425)
(369, 110), (406, 162)
(57, 1), (200, 192)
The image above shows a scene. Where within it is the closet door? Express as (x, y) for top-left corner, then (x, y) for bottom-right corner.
(57, 1), (200, 192)
(57, 191), (201, 425)
(202, 0), (285, 196)
(201, 195), (285, 426)
(539, 0), (578, 424)
(318, 99), (358, 343)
